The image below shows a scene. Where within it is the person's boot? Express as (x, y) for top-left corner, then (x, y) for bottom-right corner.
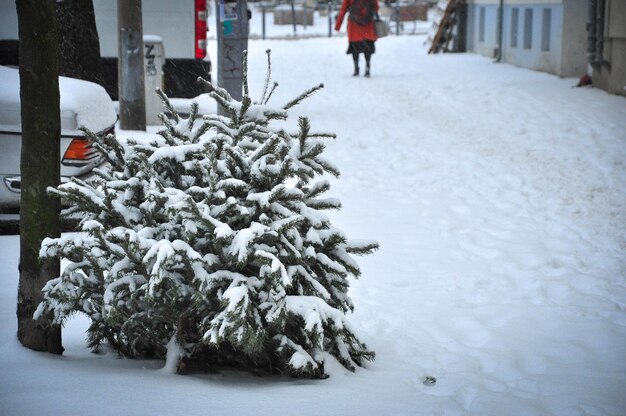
(352, 54), (359, 76)
(364, 64), (370, 77)
(353, 66), (359, 76)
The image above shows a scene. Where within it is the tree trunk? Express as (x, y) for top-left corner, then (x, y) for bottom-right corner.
(16, 0), (63, 355)
(56, 0), (103, 85)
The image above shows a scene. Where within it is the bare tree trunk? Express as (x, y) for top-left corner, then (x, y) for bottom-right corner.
(56, 0), (103, 85)
(16, 0), (63, 355)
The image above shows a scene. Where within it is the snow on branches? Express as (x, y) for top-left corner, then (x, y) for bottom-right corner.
(36, 50), (378, 378)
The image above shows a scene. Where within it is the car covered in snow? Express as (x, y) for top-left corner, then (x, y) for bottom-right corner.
(0, 65), (117, 225)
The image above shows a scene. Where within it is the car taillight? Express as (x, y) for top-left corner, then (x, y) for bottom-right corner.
(195, 0), (207, 59)
(62, 138), (98, 165)
(64, 139), (92, 160)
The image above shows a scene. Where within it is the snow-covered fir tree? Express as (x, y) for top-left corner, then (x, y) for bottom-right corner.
(36, 50), (377, 378)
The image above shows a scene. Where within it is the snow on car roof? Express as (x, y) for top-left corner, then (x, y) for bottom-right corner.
(0, 65), (117, 134)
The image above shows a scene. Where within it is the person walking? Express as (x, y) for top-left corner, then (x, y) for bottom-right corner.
(335, 0), (379, 77)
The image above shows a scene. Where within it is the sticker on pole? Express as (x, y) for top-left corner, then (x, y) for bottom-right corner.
(219, 0), (238, 22)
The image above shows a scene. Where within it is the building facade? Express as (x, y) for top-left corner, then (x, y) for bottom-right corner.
(466, 0), (588, 77)
(464, 0), (625, 97)
(589, 1), (626, 97)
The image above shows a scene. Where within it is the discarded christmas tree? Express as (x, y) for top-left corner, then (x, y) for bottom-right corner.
(36, 50), (377, 378)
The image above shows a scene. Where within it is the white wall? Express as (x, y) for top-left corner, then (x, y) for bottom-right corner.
(466, 1), (586, 78)
(467, 4), (501, 58)
(504, 4), (563, 74)
(561, 0), (588, 77)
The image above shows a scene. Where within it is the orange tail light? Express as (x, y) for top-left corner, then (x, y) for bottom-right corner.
(63, 139), (93, 160)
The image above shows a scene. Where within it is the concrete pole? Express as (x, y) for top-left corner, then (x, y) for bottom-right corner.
(215, 0), (249, 113)
(118, 0), (146, 130)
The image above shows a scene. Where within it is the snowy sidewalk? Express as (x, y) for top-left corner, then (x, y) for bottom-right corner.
(1, 35), (625, 416)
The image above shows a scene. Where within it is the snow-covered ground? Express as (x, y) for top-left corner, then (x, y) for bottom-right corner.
(2, 19), (626, 416)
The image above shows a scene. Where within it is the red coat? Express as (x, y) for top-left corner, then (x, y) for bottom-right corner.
(335, 0), (379, 43)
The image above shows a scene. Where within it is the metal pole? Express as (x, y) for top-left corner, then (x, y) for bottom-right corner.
(328, 1), (332, 37)
(495, 0), (504, 62)
(455, 0), (468, 53)
(262, 5), (266, 40)
(290, 0), (297, 35)
(118, 0), (146, 131)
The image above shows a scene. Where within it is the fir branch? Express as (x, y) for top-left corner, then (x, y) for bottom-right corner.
(316, 158), (341, 178)
(261, 109), (288, 121)
(191, 120), (211, 144)
(222, 145), (248, 177)
(238, 96), (253, 127)
(283, 83), (324, 111)
(269, 215), (303, 234)
(242, 50), (250, 98)
(87, 130), (126, 171)
(305, 198), (342, 211)
(202, 116), (239, 140)
(188, 101), (199, 132)
(307, 133), (336, 140)
(305, 180), (331, 199)
(300, 141), (325, 160)
(233, 122), (258, 145)
(156, 88), (179, 123)
(198, 78), (233, 108)
(345, 240), (380, 255)
(260, 49), (272, 104)
(107, 135), (128, 170)
(79, 126), (99, 143)
(300, 158), (326, 176)
(197, 76), (215, 94)
(298, 117), (310, 151)
(209, 90), (239, 123)
(277, 158), (296, 187)
(264, 82), (279, 105)
(91, 167), (113, 182)
(157, 117), (183, 146)
(249, 134), (280, 163)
